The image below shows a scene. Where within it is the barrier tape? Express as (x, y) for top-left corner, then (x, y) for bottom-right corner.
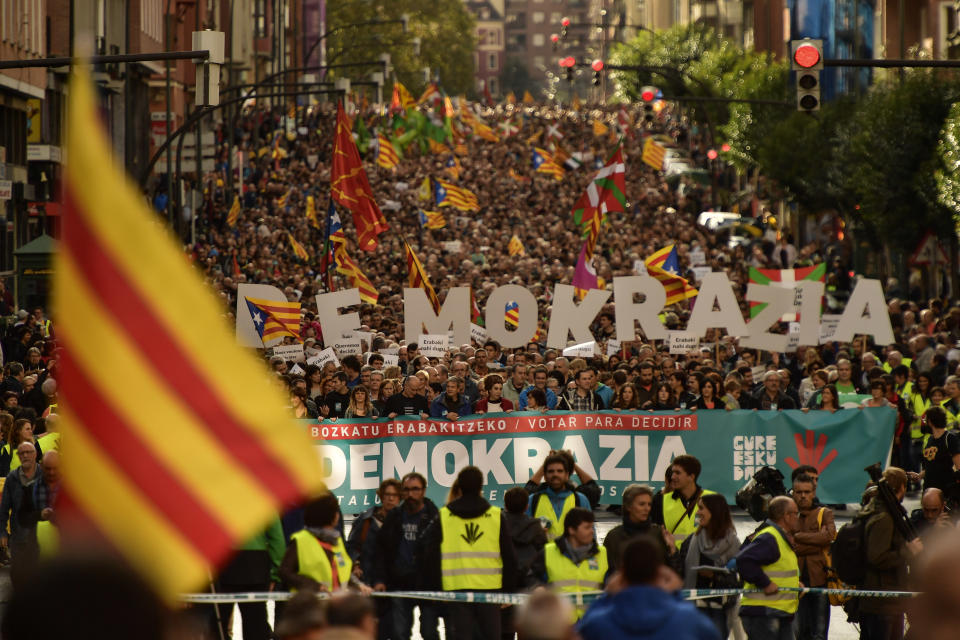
(180, 586), (918, 605)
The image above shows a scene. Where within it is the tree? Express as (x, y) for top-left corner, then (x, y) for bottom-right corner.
(326, 0), (476, 96)
(831, 72), (958, 253)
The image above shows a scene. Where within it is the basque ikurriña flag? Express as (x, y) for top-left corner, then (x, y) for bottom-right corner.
(749, 264), (826, 321)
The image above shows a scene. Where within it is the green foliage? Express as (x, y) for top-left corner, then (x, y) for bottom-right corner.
(831, 72), (958, 252)
(327, 0), (476, 96)
(935, 102), (960, 226)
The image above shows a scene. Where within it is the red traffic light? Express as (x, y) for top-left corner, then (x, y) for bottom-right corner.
(793, 43), (821, 68)
(721, 143), (731, 152)
(707, 149), (718, 160)
(591, 59), (604, 72)
(550, 33), (559, 43)
(559, 56), (576, 68)
(561, 17), (571, 27)
(641, 89), (655, 102)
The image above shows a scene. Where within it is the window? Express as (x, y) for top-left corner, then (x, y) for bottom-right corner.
(534, 55), (546, 68)
(254, 0), (267, 38)
(487, 78), (498, 94)
(488, 53), (498, 70)
(532, 33), (545, 46)
(532, 11), (545, 23)
(550, 12), (562, 24)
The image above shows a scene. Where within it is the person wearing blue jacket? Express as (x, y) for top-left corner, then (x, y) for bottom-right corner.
(578, 535), (720, 640)
(430, 377), (472, 419)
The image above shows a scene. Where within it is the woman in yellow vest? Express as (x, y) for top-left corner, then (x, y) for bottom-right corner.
(535, 507), (610, 621)
(0, 419), (42, 477)
(734, 496), (800, 640)
(907, 373), (934, 480)
(279, 493), (370, 594)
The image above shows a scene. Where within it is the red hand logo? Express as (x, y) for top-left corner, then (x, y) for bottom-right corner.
(785, 430), (838, 472)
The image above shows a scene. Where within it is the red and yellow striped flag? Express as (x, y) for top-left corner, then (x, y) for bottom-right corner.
(55, 65), (325, 597)
(227, 195), (241, 227)
(244, 297), (302, 343)
(435, 178), (479, 211)
(508, 234), (526, 256)
(287, 232), (310, 261)
(376, 133), (400, 170)
(335, 246), (378, 304)
(641, 138), (666, 170)
(404, 241), (441, 313)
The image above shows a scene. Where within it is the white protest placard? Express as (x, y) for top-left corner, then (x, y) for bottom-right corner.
(332, 337), (363, 357)
(288, 363), (305, 376)
(751, 365), (767, 381)
(668, 332), (699, 355)
(304, 346), (321, 360)
(633, 259), (647, 275)
(689, 249), (707, 266)
(419, 334), (450, 357)
(271, 343), (305, 363)
(441, 241), (463, 254)
(562, 341), (597, 357)
(692, 266), (712, 283)
(379, 348), (399, 356)
(306, 347), (339, 368)
(349, 331), (373, 352)
(381, 354), (400, 368)
(606, 339), (622, 356)
(470, 323), (487, 345)
(818, 314), (842, 344)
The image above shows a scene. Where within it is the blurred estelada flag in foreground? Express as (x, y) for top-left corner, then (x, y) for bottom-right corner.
(54, 64), (326, 597)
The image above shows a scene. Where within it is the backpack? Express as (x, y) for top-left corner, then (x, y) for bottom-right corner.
(830, 514), (868, 587)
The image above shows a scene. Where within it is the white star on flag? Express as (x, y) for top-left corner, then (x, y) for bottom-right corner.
(252, 312), (263, 326)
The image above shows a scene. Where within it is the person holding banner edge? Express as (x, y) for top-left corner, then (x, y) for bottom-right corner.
(526, 450), (600, 540)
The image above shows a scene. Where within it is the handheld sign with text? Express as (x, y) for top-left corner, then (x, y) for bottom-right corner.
(668, 332), (699, 355)
(272, 343), (306, 363)
(419, 334), (450, 357)
(381, 354), (400, 368)
(606, 339), (622, 356)
(562, 341), (597, 357)
(470, 323), (488, 345)
(307, 347), (340, 368)
(333, 338), (363, 357)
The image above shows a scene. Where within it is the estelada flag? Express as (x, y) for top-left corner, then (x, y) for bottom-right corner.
(56, 64), (325, 597)
(405, 241), (441, 313)
(645, 245), (698, 306)
(331, 103), (389, 251)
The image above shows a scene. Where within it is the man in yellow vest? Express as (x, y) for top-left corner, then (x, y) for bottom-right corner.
(438, 465), (517, 639)
(734, 496), (800, 640)
(653, 455), (716, 551)
(535, 507), (610, 620)
(279, 493), (370, 593)
(525, 450), (598, 540)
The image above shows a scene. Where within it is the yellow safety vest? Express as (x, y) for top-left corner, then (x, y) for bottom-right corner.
(290, 530), (352, 591)
(440, 505), (503, 591)
(534, 491), (578, 540)
(545, 541), (608, 620)
(910, 394), (932, 440)
(941, 399), (959, 430)
(883, 358), (912, 374)
(662, 488), (716, 549)
(36, 520), (58, 558)
(741, 525), (800, 614)
(38, 432), (60, 453)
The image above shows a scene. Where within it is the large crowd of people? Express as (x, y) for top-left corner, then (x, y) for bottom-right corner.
(0, 95), (958, 639)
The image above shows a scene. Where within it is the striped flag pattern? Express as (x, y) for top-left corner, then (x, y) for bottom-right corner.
(749, 264), (826, 320)
(435, 178), (479, 211)
(645, 245), (698, 306)
(404, 241), (441, 313)
(287, 232), (310, 261)
(572, 216), (602, 299)
(418, 210), (446, 230)
(642, 138), (666, 170)
(227, 195), (241, 227)
(244, 297), (302, 343)
(505, 301), (520, 327)
(55, 65), (325, 596)
(532, 147), (564, 180)
(572, 146), (627, 232)
(335, 247), (379, 305)
(376, 133), (400, 170)
(508, 235), (525, 256)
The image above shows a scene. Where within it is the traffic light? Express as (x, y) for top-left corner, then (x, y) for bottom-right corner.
(791, 39), (823, 113)
(561, 17), (570, 39)
(640, 85), (657, 122)
(559, 56), (575, 83)
(550, 33), (559, 51)
(591, 59), (604, 86)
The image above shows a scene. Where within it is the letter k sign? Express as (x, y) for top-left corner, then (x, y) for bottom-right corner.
(462, 522), (484, 545)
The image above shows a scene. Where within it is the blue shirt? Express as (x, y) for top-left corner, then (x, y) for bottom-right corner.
(517, 386), (558, 410)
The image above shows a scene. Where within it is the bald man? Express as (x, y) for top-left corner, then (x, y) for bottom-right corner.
(910, 488), (952, 537)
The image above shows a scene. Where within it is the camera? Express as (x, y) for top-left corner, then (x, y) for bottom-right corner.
(736, 466), (787, 522)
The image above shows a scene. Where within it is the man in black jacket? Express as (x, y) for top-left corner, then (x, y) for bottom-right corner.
(372, 472), (441, 640)
(556, 368), (605, 411)
(752, 371), (796, 410)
